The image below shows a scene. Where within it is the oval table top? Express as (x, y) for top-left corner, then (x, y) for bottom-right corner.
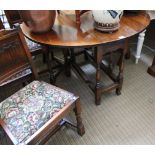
(21, 11), (150, 48)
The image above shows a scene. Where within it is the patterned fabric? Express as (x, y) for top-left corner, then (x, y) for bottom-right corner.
(25, 38), (41, 51)
(0, 81), (77, 144)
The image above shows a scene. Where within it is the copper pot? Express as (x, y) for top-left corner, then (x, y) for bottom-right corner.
(19, 10), (56, 33)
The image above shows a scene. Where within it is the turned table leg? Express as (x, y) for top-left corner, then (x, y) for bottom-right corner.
(116, 50), (125, 95)
(116, 39), (128, 95)
(135, 30), (146, 64)
(63, 49), (71, 77)
(95, 46), (103, 105)
(43, 45), (55, 84)
(124, 38), (130, 59)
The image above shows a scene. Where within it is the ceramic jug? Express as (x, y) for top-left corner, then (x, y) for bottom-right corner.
(92, 10), (123, 32)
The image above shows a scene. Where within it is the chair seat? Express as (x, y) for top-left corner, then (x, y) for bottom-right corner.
(0, 81), (77, 144)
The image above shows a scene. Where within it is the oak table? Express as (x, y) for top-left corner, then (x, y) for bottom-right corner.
(21, 11), (150, 105)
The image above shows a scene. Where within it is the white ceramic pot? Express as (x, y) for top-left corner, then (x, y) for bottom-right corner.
(92, 10), (123, 32)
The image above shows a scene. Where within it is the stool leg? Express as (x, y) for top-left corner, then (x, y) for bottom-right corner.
(74, 99), (85, 136)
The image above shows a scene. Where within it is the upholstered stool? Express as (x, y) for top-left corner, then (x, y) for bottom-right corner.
(0, 81), (85, 145)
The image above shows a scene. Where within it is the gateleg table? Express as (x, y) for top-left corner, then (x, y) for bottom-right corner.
(21, 11), (150, 105)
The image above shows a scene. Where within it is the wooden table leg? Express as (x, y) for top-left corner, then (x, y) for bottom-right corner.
(63, 49), (71, 77)
(124, 38), (130, 59)
(43, 45), (55, 84)
(116, 39), (127, 95)
(116, 50), (124, 95)
(95, 46), (104, 105)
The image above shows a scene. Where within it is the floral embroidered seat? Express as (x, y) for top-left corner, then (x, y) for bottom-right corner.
(0, 81), (84, 145)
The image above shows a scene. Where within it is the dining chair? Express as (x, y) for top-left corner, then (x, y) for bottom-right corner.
(0, 28), (85, 145)
(0, 28), (38, 91)
(4, 10), (46, 60)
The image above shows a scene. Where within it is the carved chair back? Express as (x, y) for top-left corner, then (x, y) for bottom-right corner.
(4, 10), (22, 28)
(4, 10), (46, 64)
(0, 28), (38, 86)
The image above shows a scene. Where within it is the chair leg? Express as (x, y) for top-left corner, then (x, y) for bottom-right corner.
(0, 127), (12, 145)
(124, 38), (130, 59)
(43, 45), (55, 84)
(63, 49), (71, 77)
(74, 99), (85, 136)
(42, 53), (47, 63)
(84, 49), (89, 60)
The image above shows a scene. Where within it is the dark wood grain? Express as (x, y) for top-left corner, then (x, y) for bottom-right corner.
(4, 10), (46, 64)
(21, 11), (150, 47)
(0, 28), (38, 86)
